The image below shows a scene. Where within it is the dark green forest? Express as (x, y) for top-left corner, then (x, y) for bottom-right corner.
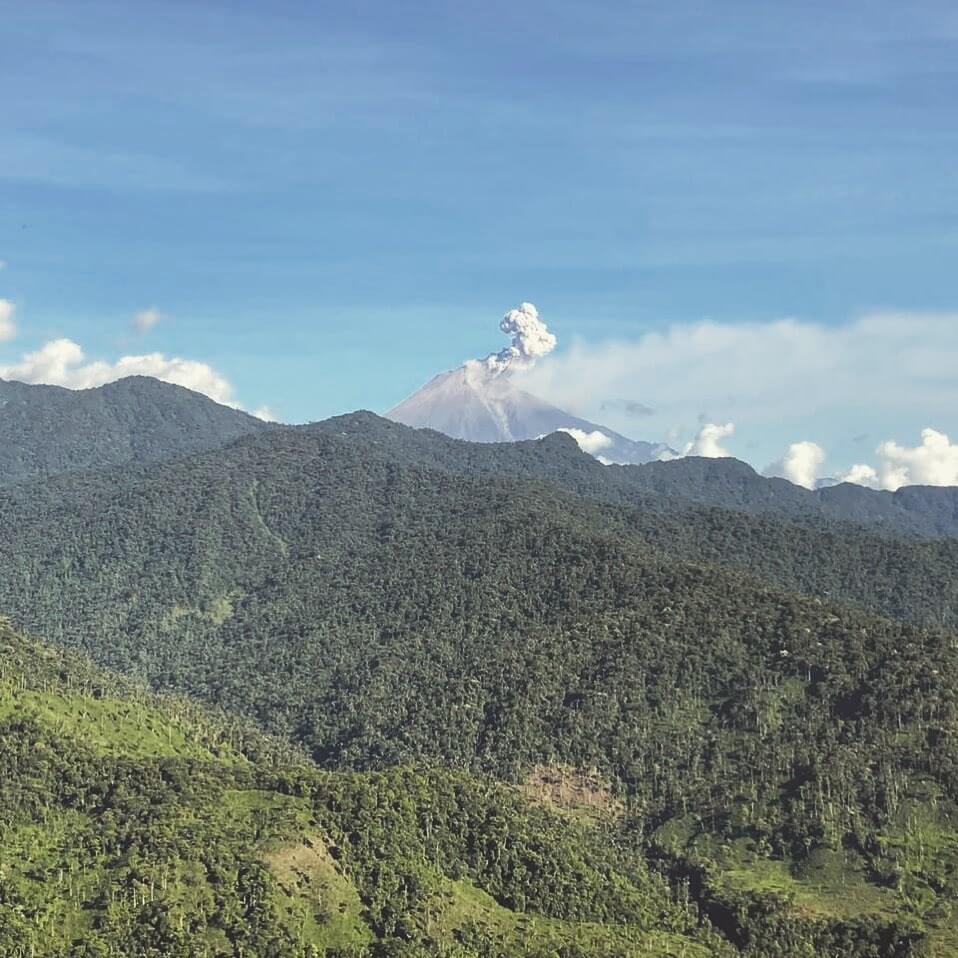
(0, 376), (266, 486)
(3, 408), (958, 955)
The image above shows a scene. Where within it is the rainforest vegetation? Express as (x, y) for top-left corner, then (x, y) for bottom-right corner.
(3, 410), (958, 955)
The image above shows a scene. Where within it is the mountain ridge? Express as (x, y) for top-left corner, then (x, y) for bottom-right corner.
(318, 410), (958, 539)
(0, 374), (268, 486)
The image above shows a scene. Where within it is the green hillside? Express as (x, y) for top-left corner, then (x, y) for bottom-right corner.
(3, 416), (958, 955)
(0, 620), (733, 957)
(0, 376), (267, 487)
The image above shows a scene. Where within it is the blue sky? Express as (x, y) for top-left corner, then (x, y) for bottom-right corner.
(1, 0), (957, 480)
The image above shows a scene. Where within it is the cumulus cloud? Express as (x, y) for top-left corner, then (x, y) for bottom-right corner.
(682, 421), (735, 458)
(134, 307), (163, 333)
(0, 337), (242, 408)
(872, 429), (958, 491)
(0, 299), (15, 342)
(838, 462), (880, 487)
(765, 440), (827, 489)
(764, 430), (958, 491)
(556, 427), (613, 456)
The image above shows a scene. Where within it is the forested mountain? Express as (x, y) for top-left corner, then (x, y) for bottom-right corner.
(0, 376), (267, 485)
(313, 412), (958, 539)
(0, 619), (735, 957)
(4, 409), (958, 955)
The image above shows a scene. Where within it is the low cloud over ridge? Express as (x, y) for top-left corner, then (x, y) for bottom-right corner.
(0, 328), (272, 421)
(521, 311), (956, 487)
(765, 441), (827, 490)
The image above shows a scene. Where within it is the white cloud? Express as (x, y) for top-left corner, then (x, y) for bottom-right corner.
(765, 440), (826, 489)
(769, 430), (958, 491)
(0, 260), (7, 271)
(253, 405), (277, 423)
(838, 462), (880, 488)
(556, 427), (613, 456)
(872, 428), (958, 491)
(682, 421), (735, 458)
(519, 312), (958, 465)
(0, 299), (15, 342)
(134, 307), (163, 333)
(0, 337), (241, 408)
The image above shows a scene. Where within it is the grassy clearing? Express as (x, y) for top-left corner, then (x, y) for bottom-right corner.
(431, 878), (720, 957)
(265, 835), (374, 952)
(0, 682), (242, 762)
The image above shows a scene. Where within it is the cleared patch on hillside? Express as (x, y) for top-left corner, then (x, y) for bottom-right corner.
(518, 764), (623, 821)
(0, 685), (240, 762)
(264, 835), (372, 952)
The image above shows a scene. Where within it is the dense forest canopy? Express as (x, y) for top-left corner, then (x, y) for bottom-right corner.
(0, 376), (266, 486)
(1, 621), (743, 957)
(3, 398), (958, 955)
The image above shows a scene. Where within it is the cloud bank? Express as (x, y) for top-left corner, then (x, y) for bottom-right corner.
(520, 311), (956, 488)
(0, 300), (15, 342)
(521, 312), (957, 433)
(0, 338), (241, 407)
(664, 425), (957, 492)
(0, 313), (273, 420)
(761, 430), (958, 491)
(852, 429), (958, 491)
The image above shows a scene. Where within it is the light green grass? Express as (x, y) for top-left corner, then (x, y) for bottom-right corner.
(432, 877), (720, 957)
(0, 682), (244, 762)
(265, 835), (374, 952)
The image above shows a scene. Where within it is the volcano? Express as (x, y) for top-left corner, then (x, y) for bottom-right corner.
(387, 357), (668, 465)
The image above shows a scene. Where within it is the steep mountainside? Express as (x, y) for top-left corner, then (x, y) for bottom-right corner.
(0, 424), (956, 809)
(0, 375), (267, 485)
(388, 362), (667, 464)
(0, 620), (733, 958)
(4, 416), (958, 954)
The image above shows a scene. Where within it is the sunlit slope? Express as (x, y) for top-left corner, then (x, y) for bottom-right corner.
(0, 621), (729, 958)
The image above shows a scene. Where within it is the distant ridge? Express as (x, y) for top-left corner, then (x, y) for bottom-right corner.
(0, 375), (268, 485)
(320, 411), (958, 539)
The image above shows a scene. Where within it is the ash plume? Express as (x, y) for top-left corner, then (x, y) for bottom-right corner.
(481, 302), (557, 376)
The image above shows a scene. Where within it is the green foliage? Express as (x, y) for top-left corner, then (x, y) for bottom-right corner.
(0, 375), (266, 487)
(3, 413), (958, 955)
(0, 622), (726, 957)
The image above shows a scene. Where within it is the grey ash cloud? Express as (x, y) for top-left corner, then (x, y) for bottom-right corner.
(600, 398), (655, 418)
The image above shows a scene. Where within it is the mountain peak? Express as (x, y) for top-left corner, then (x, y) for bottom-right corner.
(388, 361), (668, 464)
(0, 375), (267, 486)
